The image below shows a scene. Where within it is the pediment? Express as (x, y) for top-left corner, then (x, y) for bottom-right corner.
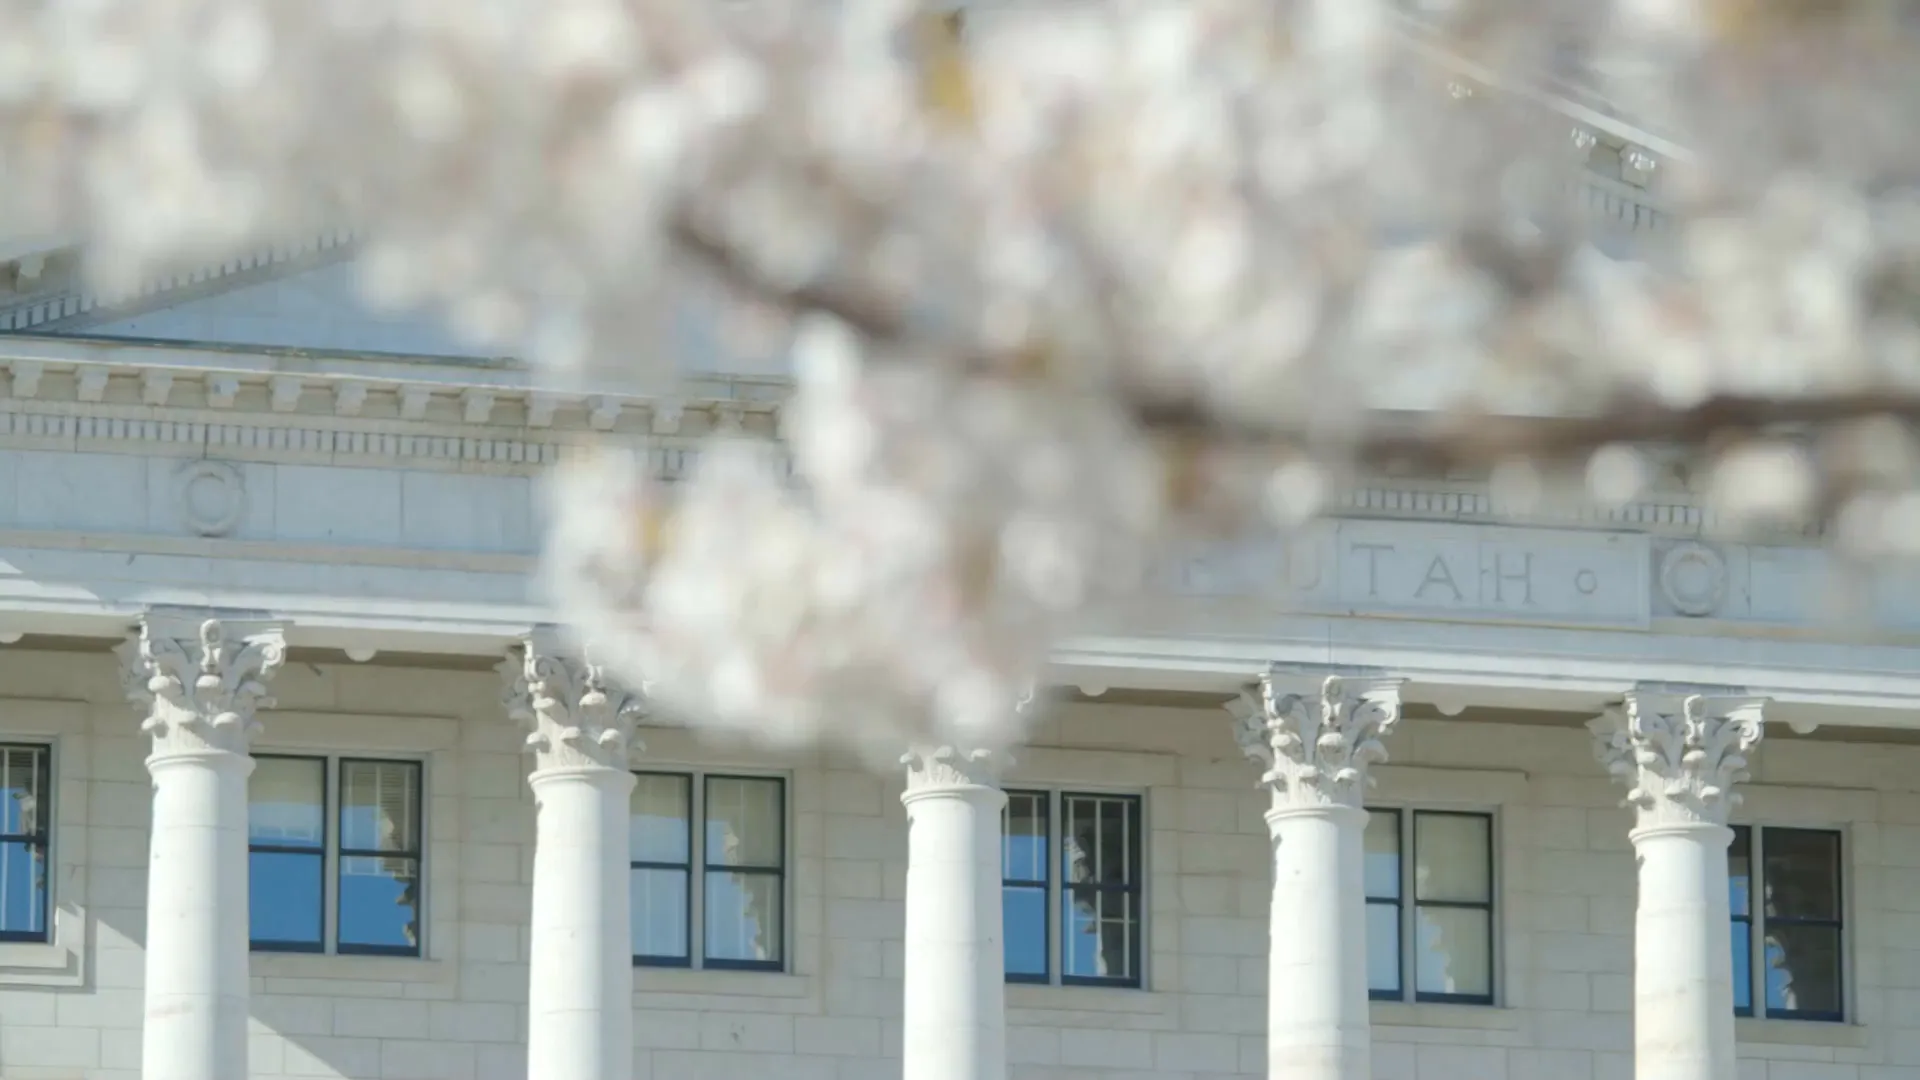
(42, 258), (500, 360)
(7, 248), (797, 377)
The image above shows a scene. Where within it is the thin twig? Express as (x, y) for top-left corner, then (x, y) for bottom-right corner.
(668, 205), (1920, 476)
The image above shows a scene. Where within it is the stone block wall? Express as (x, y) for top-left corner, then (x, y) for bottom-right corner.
(0, 647), (1915, 1080)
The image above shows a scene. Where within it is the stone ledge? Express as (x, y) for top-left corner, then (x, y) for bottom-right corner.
(1006, 983), (1176, 1016)
(250, 952), (452, 985)
(634, 967), (814, 998)
(1736, 1017), (1871, 1049)
(1370, 1001), (1521, 1030)
(0, 939), (84, 988)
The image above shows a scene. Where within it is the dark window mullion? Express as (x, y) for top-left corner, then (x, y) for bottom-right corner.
(707, 866), (782, 880)
(339, 836), (422, 853)
(1049, 792), (1059, 985)
(323, 757), (337, 952)
(1405, 807), (1420, 999)
(1127, 794), (1144, 989)
(1732, 913), (1756, 1017)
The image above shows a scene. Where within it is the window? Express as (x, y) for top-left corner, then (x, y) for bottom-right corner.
(631, 772), (785, 970)
(1365, 808), (1495, 1005)
(1731, 826), (1844, 1022)
(248, 756), (423, 956)
(0, 744), (50, 943)
(1002, 790), (1143, 987)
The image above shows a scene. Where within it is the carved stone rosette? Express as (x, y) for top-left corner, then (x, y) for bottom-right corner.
(901, 744), (1010, 795)
(116, 614), (288, 757)
(1230, 669), (1405, 810)
(1591, 692), (1765, 828)
(500, 633), (648, 772)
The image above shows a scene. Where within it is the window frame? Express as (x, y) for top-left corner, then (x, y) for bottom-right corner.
(630, 769), (788, 973)
(1000, 788), (1145, 990)
(1730, 824), (1846, 1024)
(0, 742), (52, 945)
(334, 757), (426, 958)
(1001, 791), (1051, 986)
(1365, 806), (1498, 1007)
(247, 753), (426, 958)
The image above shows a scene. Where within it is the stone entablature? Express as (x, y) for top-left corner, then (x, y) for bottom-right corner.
(0, 335), (1913, 717)
(0, 332), (1773, 537)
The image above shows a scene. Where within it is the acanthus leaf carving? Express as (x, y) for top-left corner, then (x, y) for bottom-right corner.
(501, 632), (648, 771)
(1229, 668), (1404, 810)
(118, 614), (287, 756)
(901, 744), (1010, 793)
(1590, 692), (1765, 828)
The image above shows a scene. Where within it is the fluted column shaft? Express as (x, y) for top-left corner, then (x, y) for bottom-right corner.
(1231, 670), (1404, 1080)
(504, 635), (647, 1080)
(119, 614), (286, 1080)
(1593, 692), (1766, 1080)
(900, 745), (1008, 1080)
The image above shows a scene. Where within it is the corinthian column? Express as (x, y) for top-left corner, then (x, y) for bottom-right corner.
(1592, 692), (1765, 1080)
(118, 613), (286, 1080)
(502, 632), (646, 1080)
(900, 744), (1009, 1080)
(1230, 669), (1403, 1080)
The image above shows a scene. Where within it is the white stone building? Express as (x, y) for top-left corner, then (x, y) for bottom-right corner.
(0, 130), (1917, 1080)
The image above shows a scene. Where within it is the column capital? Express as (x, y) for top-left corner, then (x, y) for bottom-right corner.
(1228, 668), (1404, 811)
(901, 744), (1010, 797)
(501, 630), (648, 772)
(1590, 691), (1767, 828)
(117, 611), (287, 757)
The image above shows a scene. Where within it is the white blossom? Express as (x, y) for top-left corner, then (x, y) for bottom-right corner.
(5, 0), (1920, 750)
